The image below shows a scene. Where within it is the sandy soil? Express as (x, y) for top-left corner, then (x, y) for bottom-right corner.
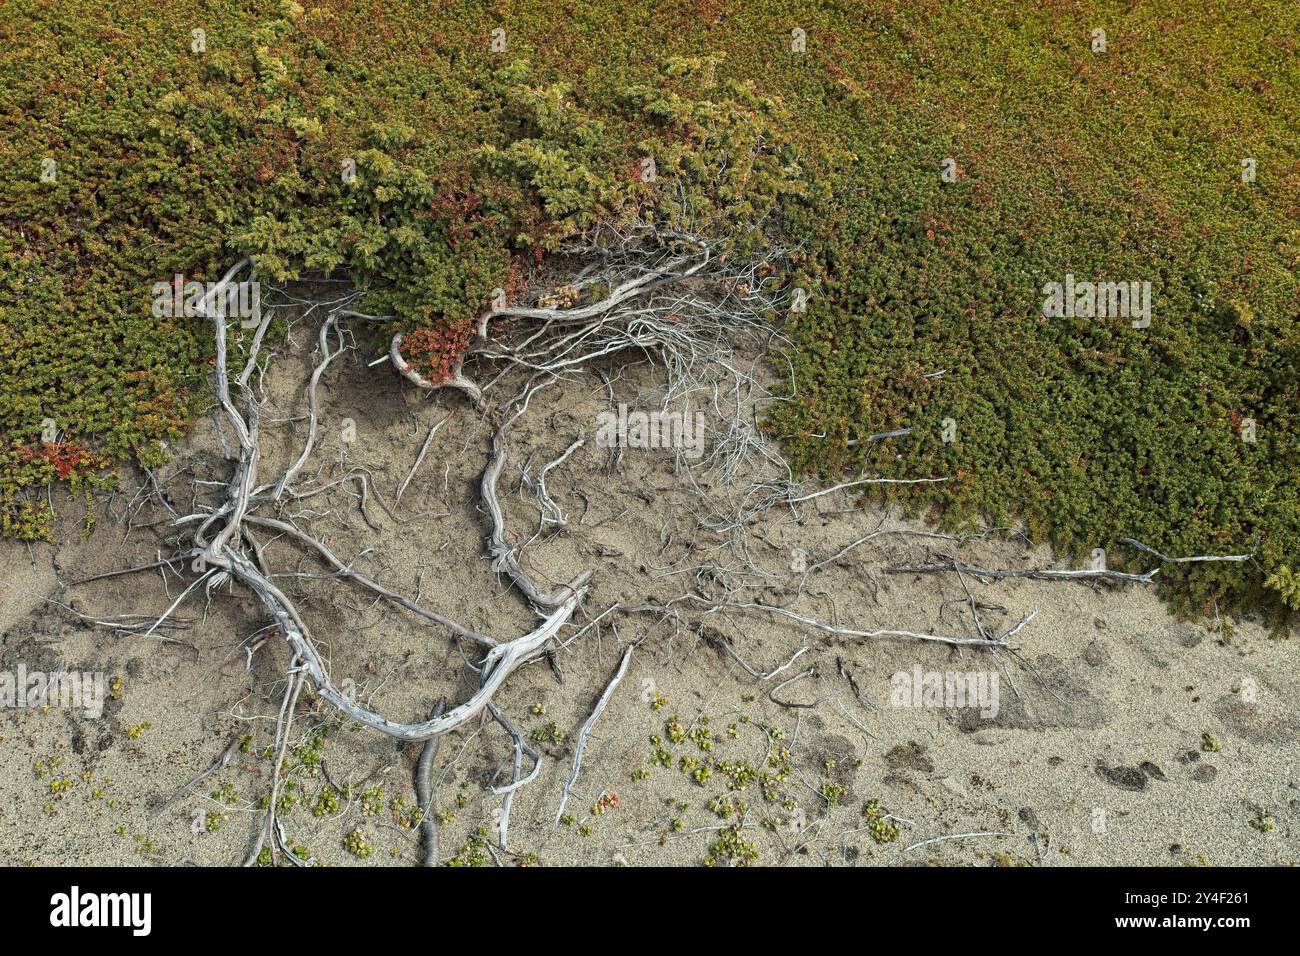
(2, 315), (1296, 867)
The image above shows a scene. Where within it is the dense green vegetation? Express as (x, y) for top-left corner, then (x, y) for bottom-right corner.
(2, 1), (1296, 621)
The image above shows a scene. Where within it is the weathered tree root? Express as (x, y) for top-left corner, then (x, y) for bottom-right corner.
(487, 702), (540, 852)
(212, 548), (583, 742)
(89, 259), (610, 862)
(890, 539), (1258, 587)
(415, 699), (447, 867)
(84, 227), (1090, 864)
(482, 425), (592, 611)
(148, 735), (241, 818)
(553, 641), (637, 829)
(183, 261), (593, 748)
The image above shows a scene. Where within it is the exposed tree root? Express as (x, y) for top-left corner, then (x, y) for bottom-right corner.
(66, 223), (1253, 866)
(415, 699), (447, 867)
(553, 641), (637, 829)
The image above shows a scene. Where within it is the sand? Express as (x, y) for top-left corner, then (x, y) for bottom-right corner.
(1, 315), (1295, 867)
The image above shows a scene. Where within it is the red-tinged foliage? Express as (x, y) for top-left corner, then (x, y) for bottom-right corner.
(19, 441), (107, 481)
(400, 319), (477, 386)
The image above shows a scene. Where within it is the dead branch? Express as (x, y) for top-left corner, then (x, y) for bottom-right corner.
(554, 642), (636, 829)
(415, 699), (447, 867)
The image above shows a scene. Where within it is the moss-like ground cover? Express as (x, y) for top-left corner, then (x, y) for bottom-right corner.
(2, 1), (1296, 620)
